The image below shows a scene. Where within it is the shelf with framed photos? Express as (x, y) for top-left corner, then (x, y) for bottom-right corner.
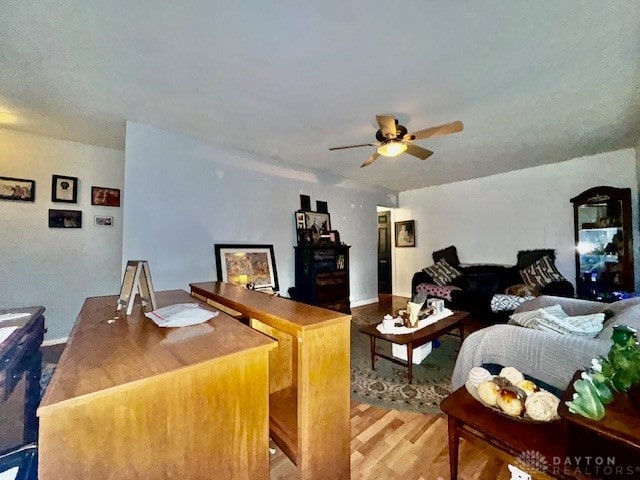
(292, 207), (350, 313)
(293, 245), (351, 314)
(570, 186), (634, 301)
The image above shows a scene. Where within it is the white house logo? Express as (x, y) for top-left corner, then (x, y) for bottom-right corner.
(516, 450), (549, 473)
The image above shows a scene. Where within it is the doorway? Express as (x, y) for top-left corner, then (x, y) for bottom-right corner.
(377, 210), (392, 293)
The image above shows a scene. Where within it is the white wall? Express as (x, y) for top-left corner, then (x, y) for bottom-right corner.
(395, 149), (638, 297)
(0, 129), (124, 340)
(123, 122), (397, 307)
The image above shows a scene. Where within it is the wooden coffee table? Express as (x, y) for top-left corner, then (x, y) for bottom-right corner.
(441, 386), (574, 480)
(358, 310), (469, 384)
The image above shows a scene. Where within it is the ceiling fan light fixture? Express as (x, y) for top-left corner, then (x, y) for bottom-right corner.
(377, 141), (407, 157)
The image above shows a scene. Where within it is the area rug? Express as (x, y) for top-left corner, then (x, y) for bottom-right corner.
(350, 313), (460, 414)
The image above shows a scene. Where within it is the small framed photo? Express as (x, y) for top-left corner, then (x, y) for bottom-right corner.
(0, 176), (35, 202)
(395, 220), (416, 247)
(295, 211), (306, 229)
(91, 186), (121, 207)
(94, 215), (113, 227)
(49, 209), (82, 228)
(52, 175), (78, 203)
(316, 200), (328, 213)
(297, 229), (313, 246)
(329, 230), (340, 244)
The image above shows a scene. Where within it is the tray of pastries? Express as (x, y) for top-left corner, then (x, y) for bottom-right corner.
(465, 366), (560, 423)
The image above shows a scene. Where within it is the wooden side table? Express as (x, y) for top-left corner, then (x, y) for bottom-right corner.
(559, 371), (640, 478)
(441, 386), (580, 480)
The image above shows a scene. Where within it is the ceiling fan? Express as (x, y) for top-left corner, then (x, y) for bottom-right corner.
(329, 114), (463, 168)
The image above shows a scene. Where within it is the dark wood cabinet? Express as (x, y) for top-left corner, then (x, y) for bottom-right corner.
(293, 245), (351, 313)
(0, 306), (45, 455)
(570, 186), (634, 300)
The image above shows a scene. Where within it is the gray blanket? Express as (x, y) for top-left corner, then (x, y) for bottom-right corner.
(451, 295), (640, 391)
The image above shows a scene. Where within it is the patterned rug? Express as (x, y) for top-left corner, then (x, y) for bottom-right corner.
(350, 313), (460, 413)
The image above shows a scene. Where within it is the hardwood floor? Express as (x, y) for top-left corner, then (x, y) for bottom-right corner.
(269, 295), (513, 480)
(42, 295), (512, 479)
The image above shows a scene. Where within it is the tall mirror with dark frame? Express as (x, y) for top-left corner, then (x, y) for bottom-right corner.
(570, 186), (634, 301)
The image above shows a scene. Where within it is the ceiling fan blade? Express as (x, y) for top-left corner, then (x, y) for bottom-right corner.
(360, 152), (380, 168)
(405, 120), (463, 141)
(405, 143), (434, 160)
(329, 143), (375, 151)
(376, 114), (398, 139)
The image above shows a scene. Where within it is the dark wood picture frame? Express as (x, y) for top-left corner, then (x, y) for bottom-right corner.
(48, 209), (82, 228)
(91, 186), (121, 207)
(214, 244), (279, 291)
(51, 175), (78, 203)
(295, 211), (306, 230)
(300, 194), (311, 211)
(297, 229), (313, 246)
(395, 220), (416, 247)
(0, 176), (35, 202)
(303, 211), (331, 233)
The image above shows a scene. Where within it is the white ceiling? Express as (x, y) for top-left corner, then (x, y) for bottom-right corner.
(1, 1), (639, 191)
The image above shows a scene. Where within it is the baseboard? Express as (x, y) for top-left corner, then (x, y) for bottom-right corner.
(42, 337), (68, 347)
(350, 297), (379, 308)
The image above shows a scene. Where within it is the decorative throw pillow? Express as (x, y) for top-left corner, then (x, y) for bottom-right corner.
(415, 283), (462, 302)
(423, 259), (462, 286)
(519, 255), (565, 288)
(516, 249), (555, 270)
(432, 245), (460, 266)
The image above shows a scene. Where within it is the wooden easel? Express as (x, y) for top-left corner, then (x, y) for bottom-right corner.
(117, 260), (157, 315)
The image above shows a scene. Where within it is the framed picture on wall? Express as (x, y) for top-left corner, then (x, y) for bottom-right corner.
(214, 244), (279, 291)
(51, 175), (78, 203)
(91, 186), (121, 207)
(0, 176), (35, 202)
(94, 215), (113, 226)
(395, 220), (415, 247)
(49, 209), (82, 228)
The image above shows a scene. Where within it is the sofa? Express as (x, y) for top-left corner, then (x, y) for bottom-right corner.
(411, 246), (574, 323)
(451, 295), (640, 392)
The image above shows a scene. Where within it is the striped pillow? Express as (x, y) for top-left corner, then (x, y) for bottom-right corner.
(520, 255), (565, 288)
(423, 259), (462, 286)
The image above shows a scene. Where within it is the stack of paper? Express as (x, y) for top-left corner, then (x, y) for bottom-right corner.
(145, 303), (218, 328)
(0, 326), (19, 346)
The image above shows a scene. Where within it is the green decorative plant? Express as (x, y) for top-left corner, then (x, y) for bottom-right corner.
(565, 325), (640, 420)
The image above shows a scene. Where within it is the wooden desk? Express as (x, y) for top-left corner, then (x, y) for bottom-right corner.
(37, 290), (276, 479)
(190, 281), (351, 480)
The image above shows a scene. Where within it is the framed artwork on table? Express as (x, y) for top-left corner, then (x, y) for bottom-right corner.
(295, 211), (306, 230)
(300, 194), (311, 211)
(0, 176), (35, 202)
(304, 211), (331, 234)
(214, 244), (279, 291)
(48, 209), (82, 228)
(91, 186), (121, 207)
(395, 220), (415, 247)
(297, 229), (313, 246)
(51, 175), (78, 203)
